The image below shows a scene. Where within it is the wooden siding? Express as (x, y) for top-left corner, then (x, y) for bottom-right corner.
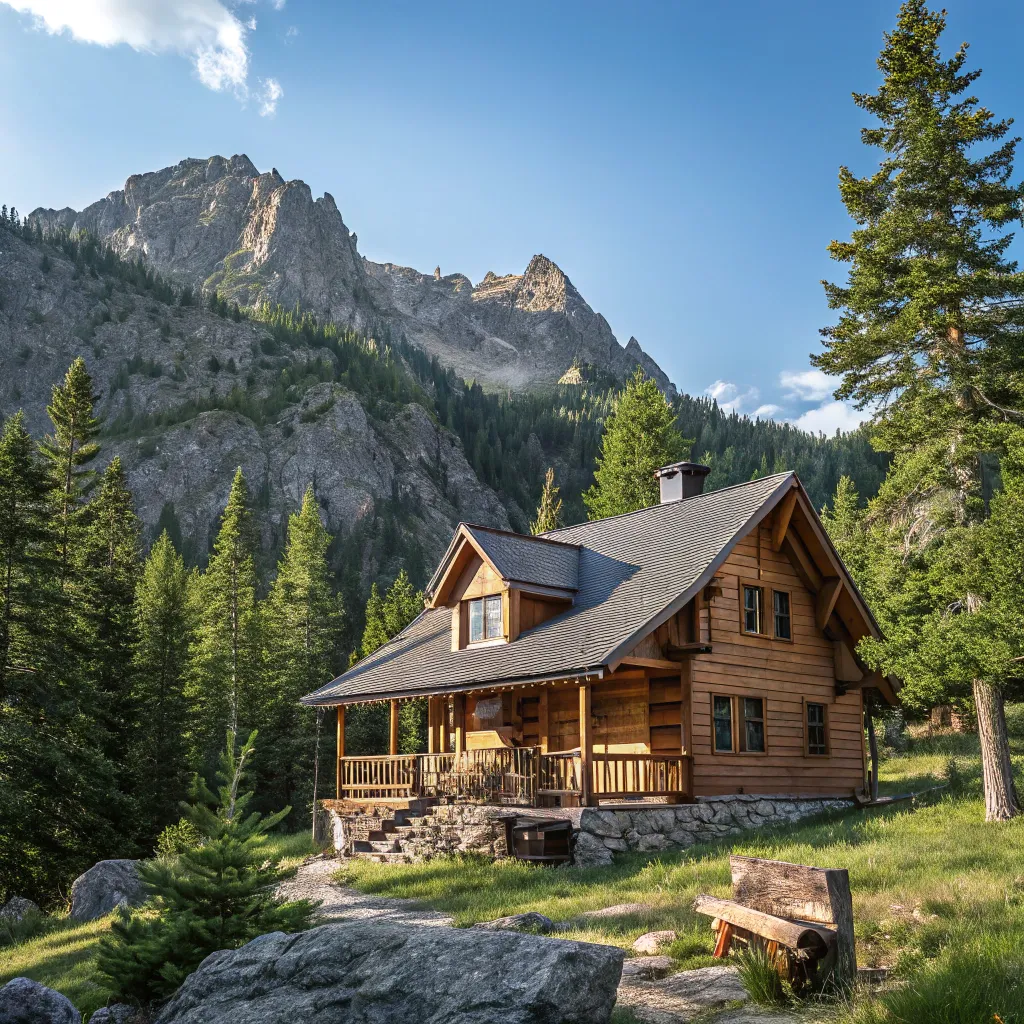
(687, 521), (864, 797)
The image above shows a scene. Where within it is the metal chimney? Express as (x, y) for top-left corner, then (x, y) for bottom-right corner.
(654, 461), (712, 503)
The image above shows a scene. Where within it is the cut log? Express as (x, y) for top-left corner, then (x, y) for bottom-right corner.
(729, 856), (855, 989)
(692, 896), (832, 957)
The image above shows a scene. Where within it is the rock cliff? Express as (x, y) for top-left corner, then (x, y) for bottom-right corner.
(31, 155), (673, 394)
(0, 225), (509, 586)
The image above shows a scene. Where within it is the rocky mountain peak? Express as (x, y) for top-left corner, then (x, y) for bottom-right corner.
(29, 154), (675, 395)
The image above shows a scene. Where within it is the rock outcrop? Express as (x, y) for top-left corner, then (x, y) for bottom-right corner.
(69, 859), (146, 921)
(155, 921), (624, 1024)
(31, 155), (673, 395)
(0, 977), (78, 1024)
(0, 227), (509, 572)
(0, 897), (40, 923)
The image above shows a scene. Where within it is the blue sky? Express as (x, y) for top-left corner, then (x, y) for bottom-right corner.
(2, 1), (1024, 432)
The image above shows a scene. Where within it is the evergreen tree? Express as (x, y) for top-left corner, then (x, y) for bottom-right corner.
(132, 531), (194, 841)
(185, 468), (262, 772)
(97, 730), (316, 1006)
(0, 413), (51, 701)
(817, 1), (1024, 819)
(820, 476), (870, 583)
(81, 459), (143, 774)
(262, 485), (343, 819)
(348, 571), (424, 754)
(530, 467), (564, 534)
(40, 358), (101, 591)
(583, 368), (688, 520)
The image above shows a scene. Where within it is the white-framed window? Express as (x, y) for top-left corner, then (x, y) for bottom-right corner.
(468, 594), (503, 643)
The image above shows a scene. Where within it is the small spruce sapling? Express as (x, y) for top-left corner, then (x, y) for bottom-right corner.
(97, 730), (317, 1006)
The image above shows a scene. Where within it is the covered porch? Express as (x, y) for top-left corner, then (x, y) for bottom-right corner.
(333, 665), (696, 808)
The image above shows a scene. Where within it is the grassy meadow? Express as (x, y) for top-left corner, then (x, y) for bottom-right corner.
(2, 712), (1022, 1022)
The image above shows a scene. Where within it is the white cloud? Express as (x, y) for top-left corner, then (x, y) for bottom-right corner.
(2, 0), (279, 106)
(272, 0), (285, 8)
(778, 368), (839, 403)
(790, 401), (869, 436)
(285, 23), (298, 38)
(704, 379), (762, 415)
(258, 76), (282, 116)
(705, 380), (737, 404)
(752, 404), (782, 419)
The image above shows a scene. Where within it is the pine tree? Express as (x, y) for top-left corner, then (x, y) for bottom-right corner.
(40, 358), (101, 591)
(132, 531), (194, 841)
(262, 485), (343, 819)
(817, 1), (1024, 820)
(97, 730), (316, 1005)
(0, 413), (51, 701)
(186, 468), (262, 771)
(583, 368), (688, 520)
(348, 571), (424, 754)
(81, 459), (142, 761)
(530, 467), (564, 534)
(820, 476), (870, 583)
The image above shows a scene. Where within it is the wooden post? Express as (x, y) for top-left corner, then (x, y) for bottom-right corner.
(538, 688), (549, 753)
(336, 704), (345, 799)
(427, 696), (438, 754)
(453, 693), (466, 757)
(389, 699), (400, 756)
(579, 680), (594, 806)
(865, 694), (879, 802)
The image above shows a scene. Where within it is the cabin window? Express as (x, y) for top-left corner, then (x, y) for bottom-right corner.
(713, 695), (733, 752)
(742, 585), (763, 634)
(713, 694), (768, 754)
(806, 701), (828, 755)
(740, 697), (766, 753)
(468, 594), (503, 643)
(773, 590), (792, 640)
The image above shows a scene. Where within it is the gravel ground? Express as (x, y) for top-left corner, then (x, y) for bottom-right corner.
(277, 858), (454, 927)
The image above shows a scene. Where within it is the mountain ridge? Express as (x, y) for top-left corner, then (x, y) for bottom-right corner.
(30, 154), (674, 395)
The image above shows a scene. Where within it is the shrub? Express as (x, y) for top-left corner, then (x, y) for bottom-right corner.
(154, 818), (203, 858)
(97, 730), (317, 1006)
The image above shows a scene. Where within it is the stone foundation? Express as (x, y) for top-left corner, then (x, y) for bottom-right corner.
(572, 795), (853, 866)
(319, 794), (853, 866)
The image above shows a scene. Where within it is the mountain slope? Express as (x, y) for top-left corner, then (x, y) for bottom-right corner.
(31, 155), (673, 394)
(0, 220), (509, 601)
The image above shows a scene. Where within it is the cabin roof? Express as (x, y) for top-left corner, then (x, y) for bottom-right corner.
(427, 524), (580, 597)
(303, 472), (805, 706)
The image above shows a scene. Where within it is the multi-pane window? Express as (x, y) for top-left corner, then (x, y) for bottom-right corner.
(806, 702), (827, 755)
(468, 594), (503, 643)
(713, 695), (734, 752)
(713, 694), (767, 754)
(741, 697), (765, 753)
(743, 585), (763, 635)
(773, 590), (792, 640)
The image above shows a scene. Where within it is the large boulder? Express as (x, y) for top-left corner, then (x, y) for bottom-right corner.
(90, 1006), (143, 1023)
(471, 912), (553, 934)
(0, 977), (78, 1024)
(0, 897), (40, 923)
(70, 860), (146, 922)
(156, 921), (624, 1024)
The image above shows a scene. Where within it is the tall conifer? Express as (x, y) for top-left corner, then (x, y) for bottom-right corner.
(262, 485), (343, 817)
(186, 468), (262, 771)
(584, 368), (688, 520)
(531, 467), (564, 534)
(132, 531), (194, 839)
(818, 1), (1024, 819)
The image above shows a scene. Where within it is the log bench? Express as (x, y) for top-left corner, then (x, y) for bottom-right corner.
(693, 855), (855, 991)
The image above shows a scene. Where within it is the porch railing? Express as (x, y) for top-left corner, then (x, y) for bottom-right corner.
(338, 748), (693, 804)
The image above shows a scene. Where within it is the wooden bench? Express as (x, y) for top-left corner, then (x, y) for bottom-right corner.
(693, 855), (855, 991)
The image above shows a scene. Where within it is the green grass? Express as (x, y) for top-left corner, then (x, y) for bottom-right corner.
(0, 830), (320, 1019)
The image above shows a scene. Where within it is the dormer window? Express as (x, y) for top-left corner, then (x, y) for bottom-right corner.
(469, 595), (503, 643)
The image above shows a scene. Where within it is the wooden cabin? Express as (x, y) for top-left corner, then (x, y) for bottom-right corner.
(302, 464), (897, 808)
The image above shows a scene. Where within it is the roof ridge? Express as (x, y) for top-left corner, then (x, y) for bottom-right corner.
(461, 522), (581, 548)
(540, 472), (795, 537)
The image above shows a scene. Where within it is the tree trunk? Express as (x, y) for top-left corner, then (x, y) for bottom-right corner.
(865, 699), (879, 802)
(972, 678), (1021, 822)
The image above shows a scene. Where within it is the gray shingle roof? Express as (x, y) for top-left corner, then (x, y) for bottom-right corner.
(303, 473), (795, 705)
(464, 525), (580, 591)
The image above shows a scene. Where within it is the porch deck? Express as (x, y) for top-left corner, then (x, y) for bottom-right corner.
(337, 747), (694, 807)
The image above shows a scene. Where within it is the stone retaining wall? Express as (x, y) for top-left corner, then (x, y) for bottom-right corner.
(572, 795), (853, 866)
(399, 805), (510, 859)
